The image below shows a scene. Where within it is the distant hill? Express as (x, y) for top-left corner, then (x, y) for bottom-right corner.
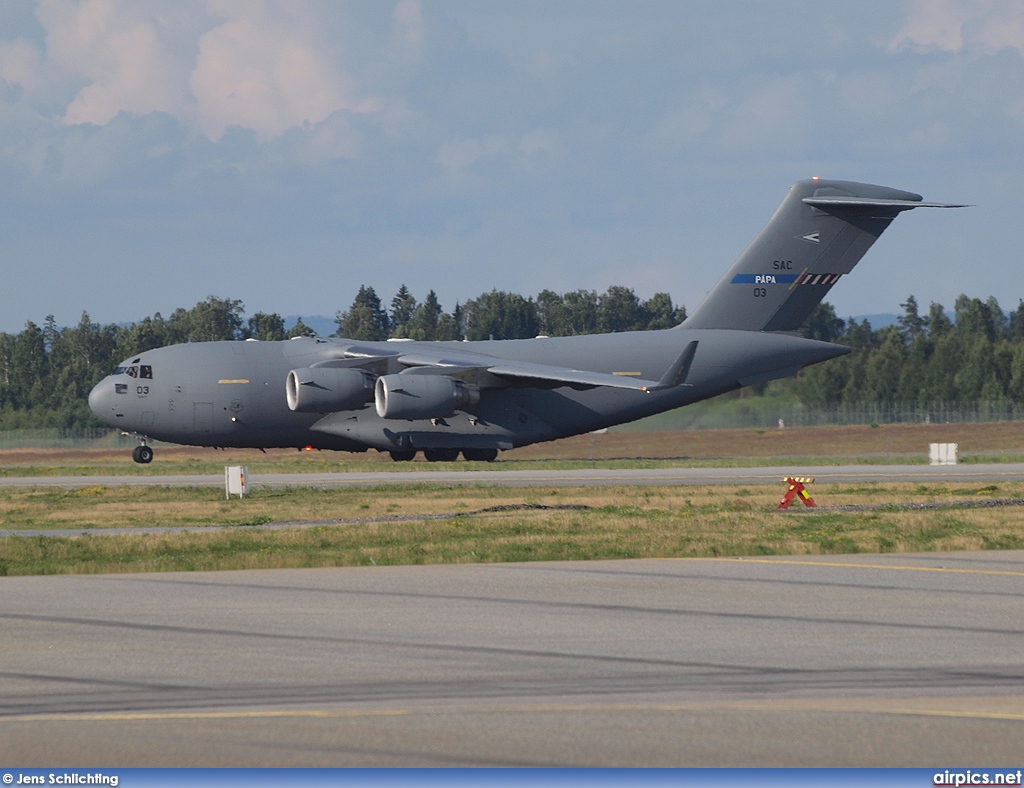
(849, 313), (898, 329)
(284, 315), (335, 336)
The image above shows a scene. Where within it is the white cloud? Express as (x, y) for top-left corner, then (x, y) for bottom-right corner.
(392, 0), (423, 45)
(40, 0), (196, 125)
(721, 76), (806, 151)
(190, 6), (351, 141)
(0, 36), (50, 95)
(891, 0), (1024, 57)
(889, 121), (952, 153)
(518, 128), (557, 166)
(436, 134), (507, 175)
(645, 87), (728, 152)
(838, 71), (899, 115)
(0, 0), (382, 143)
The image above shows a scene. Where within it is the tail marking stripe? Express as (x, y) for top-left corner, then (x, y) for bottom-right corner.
(795, 273), (842, 286)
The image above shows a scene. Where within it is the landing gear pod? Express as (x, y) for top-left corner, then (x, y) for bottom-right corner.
(286, 367), (374, 413)
(462, 448), (498, 462)
(375, 374), (480, 420)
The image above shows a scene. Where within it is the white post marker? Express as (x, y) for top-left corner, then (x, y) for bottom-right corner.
(225, 465), (249, 498)
(928, 443), (959, 466)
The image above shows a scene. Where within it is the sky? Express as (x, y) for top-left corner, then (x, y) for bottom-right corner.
(1, 0), (1022, 333)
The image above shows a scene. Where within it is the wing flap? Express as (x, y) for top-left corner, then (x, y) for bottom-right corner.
(399, 349), (659, 391)
(396, 345), (697, 392)
(485, 361), (661, 391)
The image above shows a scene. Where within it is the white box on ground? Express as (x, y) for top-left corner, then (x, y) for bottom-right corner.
(225, 465), (249, 498)
(928, 443), (958, 466)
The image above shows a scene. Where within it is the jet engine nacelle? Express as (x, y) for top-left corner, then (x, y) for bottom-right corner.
(286, 367), (374, 413)
(374, 374), (480, 420)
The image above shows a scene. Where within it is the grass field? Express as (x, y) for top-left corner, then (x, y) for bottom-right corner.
(3, 421), (1024, 476)
(3, 422), (1024, 577)
(2, 480), (1023, 576)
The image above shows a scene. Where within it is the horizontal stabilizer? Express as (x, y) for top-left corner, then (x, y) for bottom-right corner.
(803, 197), (969, 210)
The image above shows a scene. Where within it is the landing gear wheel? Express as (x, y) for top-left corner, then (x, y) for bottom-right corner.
(462, 448), (498, 462)
(132, 445), (154, 464)
(423, 448), (459, 462)
(389, 449), (417, 462)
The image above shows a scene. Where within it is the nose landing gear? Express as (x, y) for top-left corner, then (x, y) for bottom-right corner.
(123, 432), (154, 464)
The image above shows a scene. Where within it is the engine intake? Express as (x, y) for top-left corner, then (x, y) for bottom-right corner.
(375, 374), (480, 420)
(286, 367), (373, 413)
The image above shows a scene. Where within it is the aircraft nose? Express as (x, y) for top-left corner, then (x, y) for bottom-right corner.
(88, 379), (112, 419)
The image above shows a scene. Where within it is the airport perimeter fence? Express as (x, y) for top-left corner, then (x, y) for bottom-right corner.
(626, 401), (1024, 431)
(0, 427), (131, 450)
(3, 401), (1024, 448)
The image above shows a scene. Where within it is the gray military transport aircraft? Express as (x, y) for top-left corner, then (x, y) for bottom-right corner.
(89, 179), (963, 464)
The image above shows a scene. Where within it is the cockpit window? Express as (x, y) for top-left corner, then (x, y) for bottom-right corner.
(126, 366), (138, 378)
(140, 365), (153, 379)
(112, 366), (127, 375)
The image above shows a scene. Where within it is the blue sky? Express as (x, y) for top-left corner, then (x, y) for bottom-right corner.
(1, 0), (1022, 333)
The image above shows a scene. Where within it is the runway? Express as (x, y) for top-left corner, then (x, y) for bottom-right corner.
(3, 461), (1024, 489)
(3, 552), (1023, 766)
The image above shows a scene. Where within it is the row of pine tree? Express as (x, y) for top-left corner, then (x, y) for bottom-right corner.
(1, 285), (1021, 431)
(0, 285), (685, 430)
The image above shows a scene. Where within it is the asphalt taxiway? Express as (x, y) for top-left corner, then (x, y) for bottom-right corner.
(3, 552), (1023, 766)
(3, 461), (1024, 489)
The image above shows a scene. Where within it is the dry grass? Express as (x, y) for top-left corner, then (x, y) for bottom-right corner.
(6, 421), (1024, 474)
(510, 421), (1024, 460)
(4, 422), (1024, 478)
(4, 422), (1023, 576)
(2, 481), (1023, 576)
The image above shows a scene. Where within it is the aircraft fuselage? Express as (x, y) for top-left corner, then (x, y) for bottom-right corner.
(88, 329), (846, 455)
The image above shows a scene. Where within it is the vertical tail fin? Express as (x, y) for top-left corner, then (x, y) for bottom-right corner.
(680, 179), (965, 332)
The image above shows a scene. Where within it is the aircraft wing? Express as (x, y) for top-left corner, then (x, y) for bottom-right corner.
(394, 340), (697, 393)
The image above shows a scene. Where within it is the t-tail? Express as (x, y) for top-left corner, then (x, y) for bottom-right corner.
(681, 179), (966, 332)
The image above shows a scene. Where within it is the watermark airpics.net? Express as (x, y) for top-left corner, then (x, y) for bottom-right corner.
(935, 771), (1023, 786)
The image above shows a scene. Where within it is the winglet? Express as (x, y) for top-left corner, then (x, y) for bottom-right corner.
(643, 341), (698, 391)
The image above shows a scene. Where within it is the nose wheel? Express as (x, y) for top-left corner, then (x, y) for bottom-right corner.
(132, 444), (154, 464)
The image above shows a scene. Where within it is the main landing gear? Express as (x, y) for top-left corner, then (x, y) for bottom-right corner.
(389, 448), (498, 463)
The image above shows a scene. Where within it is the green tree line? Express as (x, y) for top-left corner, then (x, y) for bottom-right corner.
(3, 284), (1022, 432)
(0, 285), (685, 430)
(796, 295), (1024, 407)
(336, 284), (686, 342)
